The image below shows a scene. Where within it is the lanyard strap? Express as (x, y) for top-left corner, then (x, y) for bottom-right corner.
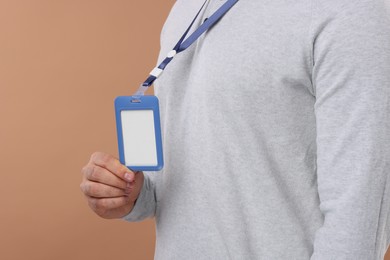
(134, 0), (239, 97)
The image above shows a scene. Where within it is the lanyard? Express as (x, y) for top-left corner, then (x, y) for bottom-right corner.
(134, 0), (239, 97)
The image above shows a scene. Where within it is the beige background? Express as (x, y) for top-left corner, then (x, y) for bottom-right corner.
(0, 1), (388, 260)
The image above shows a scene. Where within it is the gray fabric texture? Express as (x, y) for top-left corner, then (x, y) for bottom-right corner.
(122, 0), (390, 259)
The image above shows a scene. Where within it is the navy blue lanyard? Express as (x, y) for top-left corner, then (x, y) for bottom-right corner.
(134, 0), (239, 96)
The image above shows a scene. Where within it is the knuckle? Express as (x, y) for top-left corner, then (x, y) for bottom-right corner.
(81, 165), (88, 175)
(91, 152), (110, 164)
(99, 154), (111, 167)
(81, 182), (93, 195)
(90, 152), (100, 162)
(80, 182), (90, 194)
(87, 166), (99, 181)
(89, 198), (97, 209)
(89, 199), (104, 216)
(88, 184), (98, 196)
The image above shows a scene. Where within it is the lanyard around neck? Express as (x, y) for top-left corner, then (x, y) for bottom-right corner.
(134, 0), (239, 97)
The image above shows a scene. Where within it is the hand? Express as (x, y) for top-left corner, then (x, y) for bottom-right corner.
(80, 152), (144, 219)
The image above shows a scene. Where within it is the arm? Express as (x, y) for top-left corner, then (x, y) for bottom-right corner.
(121, 172), (157, 222)
(310, 0), (390, 259)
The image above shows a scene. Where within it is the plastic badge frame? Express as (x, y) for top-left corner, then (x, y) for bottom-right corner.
(115, 95), (164, 171)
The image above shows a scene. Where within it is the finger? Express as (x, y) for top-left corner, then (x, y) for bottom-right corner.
(82, 164), (128, 190)
(90, 152), (135, 182)
(80, 181), (130, 198)
(87, 196), (130, 211)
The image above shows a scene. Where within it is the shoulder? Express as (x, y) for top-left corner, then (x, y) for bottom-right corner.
(310, 0), (390, 43)
(313, 0), (390, 21)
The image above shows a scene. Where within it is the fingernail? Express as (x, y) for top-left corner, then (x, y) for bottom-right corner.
(124, 173), (133, 181)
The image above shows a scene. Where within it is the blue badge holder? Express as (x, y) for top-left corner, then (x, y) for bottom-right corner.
(115, 95), (164, 171)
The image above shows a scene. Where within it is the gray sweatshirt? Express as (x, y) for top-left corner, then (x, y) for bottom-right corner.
(122, 0), (390, 259)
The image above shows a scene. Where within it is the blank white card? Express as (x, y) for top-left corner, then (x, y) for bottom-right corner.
(121, 110), (158, 166)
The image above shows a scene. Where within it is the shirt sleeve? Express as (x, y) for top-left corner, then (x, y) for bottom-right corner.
(310, 0), (390, 259)
(121, 172), (157, 222)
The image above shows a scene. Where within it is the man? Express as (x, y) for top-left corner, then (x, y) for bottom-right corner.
(80, 0), (390, 259)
